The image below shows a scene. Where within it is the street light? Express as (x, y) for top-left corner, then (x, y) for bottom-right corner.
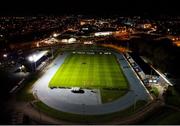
(34, 90), (41, 122)
(53, 33), (58, 38)
(134, 94), (137, 112)
(132, 90), (138, 112)
(3, 54), (7, 58)
(82, 103), (86, 123)
(51, 47), (54, 59)
(19, 65), (25, 72)
(36, 42), (39, 47)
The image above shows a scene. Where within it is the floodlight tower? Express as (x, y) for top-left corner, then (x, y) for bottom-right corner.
(133, 91), (138, 112)
(51, 47), (54, 59)
(34, 90), (41, 121)
(50, 33), (58, 59)
(28, 55), (37, 71)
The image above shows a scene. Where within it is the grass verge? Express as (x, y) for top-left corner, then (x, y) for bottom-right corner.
(150, 86), (159, 97)
(165, 86), (180, 107)
(100, 89), (128, 103)
(16, 75), (38, 101)
(34, 100), (147, 123)
(143, 107), (180, 125)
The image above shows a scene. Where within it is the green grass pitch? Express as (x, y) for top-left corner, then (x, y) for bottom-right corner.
(49, 53), (128, 89)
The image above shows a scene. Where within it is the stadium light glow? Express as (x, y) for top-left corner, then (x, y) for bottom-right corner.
(28, 51), (48, 62)
(28, 55), (36, 62)
(84, 41), (93, 44)
(28, 56), (33, 62)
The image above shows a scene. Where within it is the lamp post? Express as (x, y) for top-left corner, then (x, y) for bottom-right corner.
(3, 54), (7, 58)
(51, 47), (54, 59)
(34, 90), (41, 122)
(132, 90), (138, 112)
(134, 95), (137, 112)
(134, 94), (138, 112)
(82, 104), (85, 123)
(53, 33), (58, 38)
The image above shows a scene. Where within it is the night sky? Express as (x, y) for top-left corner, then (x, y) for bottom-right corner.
(0, 0), (179, 16)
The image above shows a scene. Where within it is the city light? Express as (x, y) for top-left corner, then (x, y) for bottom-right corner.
(94, 31), (113, 36)
(53, 33), (58, 37)
(36, 42), (39, 47)
(3, 54), (7, 58)
(19, 65), (25, 71)
(1, 15), (180, 125)
(61, 38), (76, 43)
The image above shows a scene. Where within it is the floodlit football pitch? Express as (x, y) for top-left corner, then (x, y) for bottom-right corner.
(49, 53), (128, 89)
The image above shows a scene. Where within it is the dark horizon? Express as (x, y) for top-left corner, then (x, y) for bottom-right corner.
(0, 0), (179, 16)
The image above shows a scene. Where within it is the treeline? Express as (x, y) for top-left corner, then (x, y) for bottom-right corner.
(129, 37), (180, 92)
(96, 36), (180, 90)
(97, 36), (180, 78)
(129, 38), (180, 78)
